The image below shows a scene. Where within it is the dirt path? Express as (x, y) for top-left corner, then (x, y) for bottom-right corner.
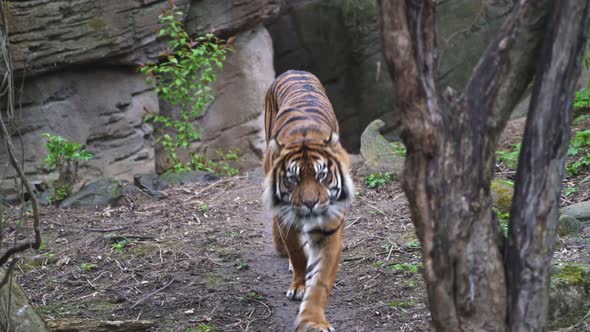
(11, 171), (431, 331)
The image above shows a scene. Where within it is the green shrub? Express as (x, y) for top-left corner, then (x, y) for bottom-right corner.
(566, 129), (590, 175)
(140, 2), (233, 175)
(496, 143), (521, 169)
(365, 172), (395, 189)
(43, 133), (92, 170)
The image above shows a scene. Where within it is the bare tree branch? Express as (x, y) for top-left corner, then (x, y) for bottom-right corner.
(506, 1), (590, 331)
(0, 0), (42, 268)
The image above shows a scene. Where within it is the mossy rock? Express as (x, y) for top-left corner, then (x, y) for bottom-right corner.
(549, 263), (590, 329)
(360, 119), (405, 175)
(558, 215), (583, 237)
(491, 179), (514, 213)
(59, 177), (127, 209)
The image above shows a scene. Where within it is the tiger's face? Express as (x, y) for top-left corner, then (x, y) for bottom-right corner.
(264, 136), (353, 230)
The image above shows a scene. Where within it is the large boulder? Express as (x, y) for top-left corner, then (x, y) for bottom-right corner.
(155, 25), (274, 173)
(265, 0), (513, 151)
(549, 264), (590, 330)
(561, 201), (590, 221)
(359, 120), (405, 176)
(6, 0), (278, 77)
(59, 177), (127, 209)
(0, 68), (157, 200)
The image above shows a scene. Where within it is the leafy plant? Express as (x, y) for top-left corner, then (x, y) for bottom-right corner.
(235, 258), (249, 271)
(199, 203), (209, 213)
(391, 141), (406, 157)
(496, 143), (521, 169)
(112, 239), (129, 253)
(365, 172), (395, 189)
(139, 2), (232, 174)
(390, 263), (419, 275)
(566, 129), (590, 175)
(187, 325), (217, 332)
(564, 186), (577, 197)
(404, 239), (421, 250)
(493, 207), (510, 237)
(43, 133), (93, 202)
(43, 133), (93, 169)
(573, 88), (590, 110)
(388, 300), (416, 309)
(81, 263), (97, 271)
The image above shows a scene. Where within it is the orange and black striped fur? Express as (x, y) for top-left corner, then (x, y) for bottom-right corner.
(263, 70), (354, 332)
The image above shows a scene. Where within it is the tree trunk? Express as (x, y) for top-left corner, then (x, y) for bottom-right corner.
(506, 2), (590, 330)
(0, 268), (48, 332)
(378, 0), (590, 330)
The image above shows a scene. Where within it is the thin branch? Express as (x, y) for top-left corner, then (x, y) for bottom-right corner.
(0, 0), (42, 268)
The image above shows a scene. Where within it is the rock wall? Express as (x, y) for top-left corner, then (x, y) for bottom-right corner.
(1, 0), (279, 199)
(0, 68), (157, 198)
(266, 0), (513, 151)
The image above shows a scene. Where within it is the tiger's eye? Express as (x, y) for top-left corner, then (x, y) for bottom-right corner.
(287, 174), (298, 184)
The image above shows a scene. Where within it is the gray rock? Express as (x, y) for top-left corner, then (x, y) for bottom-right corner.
(155, 25), (274, 173)
(359, 120), (405, 176)
(0, 68), (157, 201)
(7, 0), (278, 77)
(59, 178), (126, 208)
(266, 0), (513, 151)
(549, 264), (590, 330)
(134, 171), (218, 197)
(561, 201), (590, 221)
(559, 215), (583, 237)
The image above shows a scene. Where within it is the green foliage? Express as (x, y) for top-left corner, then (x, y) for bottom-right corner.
(493, 207), (510, 237)
(43, 133), (93, 169)
(42, 133), (92, 202)
(139, 3), (232, 174)
(235, 258), (249, 271)
(566, 129), (590, 175)
(54, 184), (72, 202)
(574, 114), (590, 125)
(365, 172), (395, 189)
(187, 325), (217, 332)
(81, 263), (97, 271)
(496, 143), (521, 169)
(198, 203), (209, 213)
(404, 239), (421, 250)
(388, 300), (416, 309)
(242, 291), (265, 301)
(564, 186), (577, 197)
(391, 141), (406, 157)
(573, 88), (590, 110)
(372, 260), (384, 268)
(112, 239), (129, 253)
(390, 263), (419, 275)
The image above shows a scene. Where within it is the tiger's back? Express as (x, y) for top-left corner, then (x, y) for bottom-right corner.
(264, 70), (342, 173)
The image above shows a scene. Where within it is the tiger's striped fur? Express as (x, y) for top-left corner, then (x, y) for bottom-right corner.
(263, 70), (354, 332)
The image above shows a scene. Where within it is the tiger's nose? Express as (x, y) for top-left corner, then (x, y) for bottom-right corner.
(302, 199), (318, 209)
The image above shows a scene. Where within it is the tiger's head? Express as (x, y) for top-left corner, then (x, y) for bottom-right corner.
(263, 132), (354, 229)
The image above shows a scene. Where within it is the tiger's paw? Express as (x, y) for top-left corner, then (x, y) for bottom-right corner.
(295, 320), (334, 332)
(286, 281), (305, 300)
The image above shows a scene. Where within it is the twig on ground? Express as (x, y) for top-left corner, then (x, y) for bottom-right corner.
(129, 279), (175, 310)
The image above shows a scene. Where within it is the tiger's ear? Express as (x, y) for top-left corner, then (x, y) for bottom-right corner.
(324, 131), (339, 148)
(269, 138), (284, 155)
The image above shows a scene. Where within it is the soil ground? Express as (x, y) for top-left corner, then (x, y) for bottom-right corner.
(10, 170), (431, 332)
(4, 113), (590, 332)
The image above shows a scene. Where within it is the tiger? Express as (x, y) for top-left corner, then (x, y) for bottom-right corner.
(263, 70), (354, 332)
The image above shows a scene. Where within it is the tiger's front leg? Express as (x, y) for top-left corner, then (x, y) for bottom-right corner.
(295, 222), (343, 332)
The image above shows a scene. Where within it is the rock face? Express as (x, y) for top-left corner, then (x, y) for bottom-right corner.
(0, 68), (157, 199)
(561, 201), (590, 221)
(266, 0), (513, 151)
(6, 0), (278, 77)
(155, 25), (275, 173)
(1, 0), (279, 197)
(549, 264), (590, 330)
